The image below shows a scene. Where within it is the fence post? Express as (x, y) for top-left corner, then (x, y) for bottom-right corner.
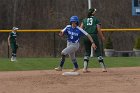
(53, 32), (56, 57)
(8, 43), (9, 58)
(101, 40), (104, 57)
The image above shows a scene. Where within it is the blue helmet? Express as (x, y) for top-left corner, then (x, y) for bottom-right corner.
(70, 16), (79, 25)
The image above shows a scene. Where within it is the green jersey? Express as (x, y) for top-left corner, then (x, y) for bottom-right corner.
(82, 16), (100, 34)
(9, 31), (17, 43)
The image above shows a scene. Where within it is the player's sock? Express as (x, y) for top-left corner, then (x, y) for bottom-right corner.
(60, 55), (65, 67)
(99, 61), (106, 68)
(98, 56), (106, 69)
(72, 59), (78, 68)
(83, 56), (89, 70)
(12, 53), (16, 61)
(12, 53), (14, 57)
(84, 60), (89, 69)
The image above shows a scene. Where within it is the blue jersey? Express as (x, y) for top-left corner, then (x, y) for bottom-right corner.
(62, 25), (89, 43)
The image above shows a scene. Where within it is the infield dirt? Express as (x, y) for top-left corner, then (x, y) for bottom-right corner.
(0, 67), (140, 93)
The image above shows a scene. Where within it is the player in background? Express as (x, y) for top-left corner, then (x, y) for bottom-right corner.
(55, 16), (96, 72)
(8, 27), (19, 62)
(80, 8), (107, 73)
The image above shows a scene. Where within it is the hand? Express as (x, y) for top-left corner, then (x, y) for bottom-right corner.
(101, 36), (105, 42)
(91, 43), (97, 50)
(8, 43), (10, 46)
(59, 32), (63, 37)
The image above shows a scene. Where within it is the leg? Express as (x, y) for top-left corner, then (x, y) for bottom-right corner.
(10, 43), (16, 62)
(55, 47), (69, 71)
(95, 42), (107, 72)
(69, 52), (79, 72)
(97, 56), (107, 72)
(55, 54), (65, 71)
(13, 44), (18, 61)
(11, 50), (14, 61)
(83, 56), (90, 73)
(94, 36), (107, 72)
(55, 42), (79, 71)
(83, 38), (91, 72)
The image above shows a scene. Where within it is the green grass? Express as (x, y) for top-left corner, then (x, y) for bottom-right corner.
(0, 57), (140, 71)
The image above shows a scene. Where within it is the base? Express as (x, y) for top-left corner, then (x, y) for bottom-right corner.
(62, 72), (80, 76)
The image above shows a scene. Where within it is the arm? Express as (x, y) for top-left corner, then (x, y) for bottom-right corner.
(77, 26), (97, 50)
(86, 34), (97, 50)
(97, 24), (105, 42)
(8, 35), (10, 46)
(79, 25), (96, 50)
(80, 22), (84, 29)
(59, 31), (64, 37)
(59, 25), (69, 37)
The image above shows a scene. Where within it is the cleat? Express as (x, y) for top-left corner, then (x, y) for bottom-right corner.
(72, 68), (79, 72)
(11, 57), (17, 62)
(83, 69), (90, 73)
(55, 67), (62, 71)
(11, 59), (14, 62)
(13, 57), (17, 62)
(102, 69), (107, 72)
(10, 57), (14, 62)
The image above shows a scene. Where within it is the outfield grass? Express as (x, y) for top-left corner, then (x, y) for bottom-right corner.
(0, 57), (140, 71)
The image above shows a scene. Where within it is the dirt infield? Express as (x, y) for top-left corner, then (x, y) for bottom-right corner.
(0, 67), (140, 93)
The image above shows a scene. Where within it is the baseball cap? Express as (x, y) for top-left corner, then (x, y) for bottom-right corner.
(12, 27), (19, 30)
(88, 8), (97, 13)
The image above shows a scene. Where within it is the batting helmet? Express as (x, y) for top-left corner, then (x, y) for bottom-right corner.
(70, 16), (79, 25)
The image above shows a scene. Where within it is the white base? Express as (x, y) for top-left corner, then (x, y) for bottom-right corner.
(62, 72), (80, 76)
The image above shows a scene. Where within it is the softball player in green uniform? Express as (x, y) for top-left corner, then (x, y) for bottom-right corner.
(80, 8), (107, 72)
(8, 27), (19, 62)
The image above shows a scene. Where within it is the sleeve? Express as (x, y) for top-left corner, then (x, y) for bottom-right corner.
(96, 18), (101, 25)
(77, 26), (88, 36)
(61, 26), (67, 32)
(61, 25), (71, 34)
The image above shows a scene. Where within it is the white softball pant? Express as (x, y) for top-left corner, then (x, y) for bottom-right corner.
(61, 41), (79, 60)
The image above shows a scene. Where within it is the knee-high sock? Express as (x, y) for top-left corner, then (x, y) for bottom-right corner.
(83, 56), (89, 69)
(72, 59), (78, 68)
(98, 56), (106, 69)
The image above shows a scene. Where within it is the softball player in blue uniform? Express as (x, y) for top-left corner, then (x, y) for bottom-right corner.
(55, 16), (96, 72)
